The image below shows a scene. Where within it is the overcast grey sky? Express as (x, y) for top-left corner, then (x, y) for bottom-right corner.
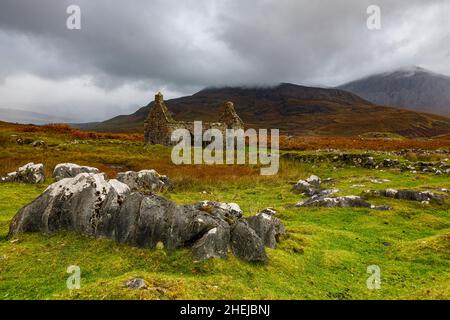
(0, 0), (449, 122)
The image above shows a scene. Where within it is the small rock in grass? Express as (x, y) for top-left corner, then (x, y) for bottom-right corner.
(125, 278), (147, 290)
(321, 178), (338, 184)
(370, 179), (391, 184)
(259, 207), (277, 216)
(296, 195), (390, 210)
(293, 177), (338, 197)
(305, 175), (321, 185)
(155, 241), (165, 250)
(31, 140), (46, 147)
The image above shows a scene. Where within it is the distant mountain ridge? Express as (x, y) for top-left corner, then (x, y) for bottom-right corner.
(338, 66), (450, 117)
(0, 108), (75, 125)
(78, 83), (450, 138)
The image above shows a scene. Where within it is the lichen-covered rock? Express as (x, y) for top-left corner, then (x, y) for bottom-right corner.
(114, 193), (221, 250)
(293, 179), (314, 195)
(293, 175), (338, 197)
(192, 223), (230, 261)
(295, 195), (390, 210)
(382, 159), (399, 167)
(305, 175), (321, 185)
(8, 174), (284, 263)
(8, 173), (130, 238)
(247, 211), (285, 248)
(370, 179), (391, 184)
(365, 189), (447, 203)
(1, 162), (45, 184)
(125, 278), (147, 290)
(116, 170), (172, 192)
(31, 140), (47, 148)
(193, 200), (243, 224)
(230, 220), (267, 262)
(53, 163), (100, 181)
(259, 207), (277, 216)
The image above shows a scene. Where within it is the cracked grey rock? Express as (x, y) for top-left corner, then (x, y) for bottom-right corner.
(230, 220), (267, 262)
(247, 211), (285, 248)
(192, 223), (230, 261)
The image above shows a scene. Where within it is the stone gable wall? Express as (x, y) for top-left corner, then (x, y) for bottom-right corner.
(144, 93), (244, 146)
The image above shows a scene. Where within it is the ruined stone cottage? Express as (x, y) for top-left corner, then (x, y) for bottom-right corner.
(144, 92), (244, 145)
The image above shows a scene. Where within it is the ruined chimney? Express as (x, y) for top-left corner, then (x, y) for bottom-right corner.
(147, 91), (173, 122)
(218, 101), (244, 129)
(155, 91), (164, 104)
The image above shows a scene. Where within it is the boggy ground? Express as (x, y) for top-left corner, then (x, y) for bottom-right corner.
(0, 122), (449, 299)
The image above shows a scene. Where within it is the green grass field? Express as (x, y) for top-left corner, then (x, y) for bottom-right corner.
(0, 127), (449, 300)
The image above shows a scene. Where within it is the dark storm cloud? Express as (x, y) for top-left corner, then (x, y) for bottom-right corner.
(0, 0), (247, 88)
(0, 0), (449, 120)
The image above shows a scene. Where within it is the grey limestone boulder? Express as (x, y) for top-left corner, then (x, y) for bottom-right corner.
(8, 174), (283, 263)
(365, 189), (447, 203)
(295, 195), (390, 210)
(1, 162), (45, 184)
(8, 173), (130, 238)
(293, 175), (338, 197)
(230, 220), (268, 262)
